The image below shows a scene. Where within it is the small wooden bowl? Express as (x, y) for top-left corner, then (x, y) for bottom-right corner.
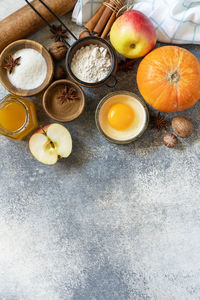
(66, 36), (118, 88)
(43, 80), (85, 122)
(0, 39), (54, 97)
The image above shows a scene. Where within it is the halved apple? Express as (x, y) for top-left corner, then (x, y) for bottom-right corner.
(29, 123), (72, 165)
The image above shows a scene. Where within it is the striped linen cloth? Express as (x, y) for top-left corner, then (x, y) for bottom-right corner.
(72, 0), (200, 44)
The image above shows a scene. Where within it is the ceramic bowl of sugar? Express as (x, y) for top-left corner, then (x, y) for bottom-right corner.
(0, 39), (54, 97)
(66, 36), (118, 88)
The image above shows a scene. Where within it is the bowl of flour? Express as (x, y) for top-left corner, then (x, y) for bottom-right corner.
(0, 40), (54, 97)
(66, 36), (118, 88)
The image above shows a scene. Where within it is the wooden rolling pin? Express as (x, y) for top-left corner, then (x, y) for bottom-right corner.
(0, 0), (76, 53)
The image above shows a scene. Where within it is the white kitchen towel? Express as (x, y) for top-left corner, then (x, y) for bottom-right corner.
(72, 0), (200, 44)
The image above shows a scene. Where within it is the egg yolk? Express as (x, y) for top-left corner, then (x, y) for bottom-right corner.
(107, 103), (134, 130)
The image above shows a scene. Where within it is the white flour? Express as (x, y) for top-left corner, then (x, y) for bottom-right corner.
(71, 44), (112, 83)
(8, 48), (47, 90)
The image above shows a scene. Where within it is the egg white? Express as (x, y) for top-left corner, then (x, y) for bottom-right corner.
(99, 94), (147, 141)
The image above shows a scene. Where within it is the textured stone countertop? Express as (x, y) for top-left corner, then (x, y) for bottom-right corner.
(1, 2), (200, 299)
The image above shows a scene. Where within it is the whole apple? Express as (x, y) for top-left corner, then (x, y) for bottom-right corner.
(110, 10), (156, 59)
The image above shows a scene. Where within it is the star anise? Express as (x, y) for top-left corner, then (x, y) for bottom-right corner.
(58, 86), (79, 104)
(118, 59), (135, 72)
(50, 25), (68, 42)
(151, 112), (170, 131)
(2, 55), (21, 74)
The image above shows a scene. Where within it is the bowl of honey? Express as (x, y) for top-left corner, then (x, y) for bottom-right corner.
(0, 94), (38, 139)
(95, 91), (149, 144)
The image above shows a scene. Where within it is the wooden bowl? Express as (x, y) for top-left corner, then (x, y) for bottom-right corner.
(0, 39), (54, 97)
(66, 36), (118, 88)
(43, 80), (85, 122)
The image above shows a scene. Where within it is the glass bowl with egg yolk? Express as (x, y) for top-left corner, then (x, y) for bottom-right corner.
(95, 91), (149, 144)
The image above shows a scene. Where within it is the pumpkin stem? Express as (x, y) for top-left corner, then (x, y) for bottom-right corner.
(167, 70), (180, 85)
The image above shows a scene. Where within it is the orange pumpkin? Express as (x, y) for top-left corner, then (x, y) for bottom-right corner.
(136, 46), (200, 112)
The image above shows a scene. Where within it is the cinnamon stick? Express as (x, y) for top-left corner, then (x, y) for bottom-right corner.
(85, 4), (106, 32)
(101, 0), (126, 39)
(79, 30), (90, 39)
(101, 11), (116, 39)
(93, 4), (113, 36)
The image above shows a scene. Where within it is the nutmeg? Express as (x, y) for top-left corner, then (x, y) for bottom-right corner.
(172, 116), (194, 138)
(163, 133), (178, 148)
(54, 65), (66, 80)
(49, 41), (68, 61)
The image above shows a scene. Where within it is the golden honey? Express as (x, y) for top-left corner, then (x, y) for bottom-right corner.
(0, 95), (38, 139)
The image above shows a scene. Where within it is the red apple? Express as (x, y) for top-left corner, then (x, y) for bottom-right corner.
(29, 123), (72, 165)
(110, 10), (156, 59)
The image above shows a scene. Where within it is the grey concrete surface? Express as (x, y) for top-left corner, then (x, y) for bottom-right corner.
(0, 2), (200, 300)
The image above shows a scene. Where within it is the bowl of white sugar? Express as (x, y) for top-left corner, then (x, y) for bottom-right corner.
(66, 36), (118, 88)
(0, 40), (54, 97)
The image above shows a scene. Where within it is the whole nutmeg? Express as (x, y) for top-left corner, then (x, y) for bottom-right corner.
(172, 116), (194, 138)
(163, 133), (178, 148)
(54, 65), (66, 80)
(49, 41), (68, 61)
